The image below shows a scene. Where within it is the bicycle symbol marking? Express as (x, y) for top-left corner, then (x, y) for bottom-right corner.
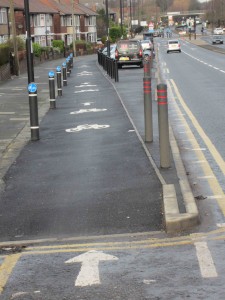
(65, 124), (110, 133)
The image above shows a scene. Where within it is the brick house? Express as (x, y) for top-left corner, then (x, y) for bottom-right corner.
(0, 0), (98, 46)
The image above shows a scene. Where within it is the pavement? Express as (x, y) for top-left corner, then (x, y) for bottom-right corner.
(0, 46), (201, 245)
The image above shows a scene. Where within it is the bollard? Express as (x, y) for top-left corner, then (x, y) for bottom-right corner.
(67, 56), (72, 74)
(143, 59), (151, 77)
(70, 53), (73, 68)
(157, 83), (170, 168)
(28, 83), (39, 141)
(56, 66), (62, 97)
(143, 76), (153, 142)
(62, 62), (67, 86)
(115, 60), (119, 82)
(66, 58), (70, 77)
(49, 70), (56, 109)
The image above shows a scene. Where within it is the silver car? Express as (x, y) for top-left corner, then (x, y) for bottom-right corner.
(212, 35), (223, 44)
(167, 39), (181, 53)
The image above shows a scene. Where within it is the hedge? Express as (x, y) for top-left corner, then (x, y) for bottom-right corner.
(0, 44), (10, 66)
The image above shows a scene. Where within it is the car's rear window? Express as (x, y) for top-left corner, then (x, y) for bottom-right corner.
(169, 41), (179, 44)
(117, 42), (139, 51)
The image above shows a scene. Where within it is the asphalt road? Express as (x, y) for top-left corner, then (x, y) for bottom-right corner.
(0, 55), (163, 242)
(2, 42), (225, 300)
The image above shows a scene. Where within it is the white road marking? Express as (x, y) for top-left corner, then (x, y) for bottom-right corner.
(65, 250), (118, 287)
(217, 223), (225, 227)
(75, 84), (97, 88)
(70, 108), (107, 114)
(82, 102), (94, 106)
(74, 89), (99, 93)
(0, 112), (15, 115)
(194, 241), (217, 278)
(65, 124), (110, 132)
(143, 279), (157, 284)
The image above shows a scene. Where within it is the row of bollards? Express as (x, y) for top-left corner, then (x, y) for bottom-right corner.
(97, 51), (119, 82)
(143, 58), (170, 169)
(27, 53), (74, 141)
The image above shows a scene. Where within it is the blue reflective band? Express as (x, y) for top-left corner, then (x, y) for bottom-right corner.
(56, 66), (61, 72)
(62, 62), (66, 67)
(49, 71), (55, 78)
(28, 83), (37, 93)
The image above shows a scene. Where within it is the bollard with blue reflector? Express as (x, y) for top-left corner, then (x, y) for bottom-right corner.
(28, 82), (39, 141)
(62, 62), (67, 86)
(69, 52), (73, 68)
(56, 66), (62, 97)
(66, 58), (70, 77)
(49, 70), (56, 109)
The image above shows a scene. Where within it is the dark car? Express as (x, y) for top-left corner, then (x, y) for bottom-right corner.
(115, 40), (144, 69)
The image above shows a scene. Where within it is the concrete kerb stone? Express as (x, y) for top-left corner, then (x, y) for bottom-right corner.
(162, 126), (199, 233)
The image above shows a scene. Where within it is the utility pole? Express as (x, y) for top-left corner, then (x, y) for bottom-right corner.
(71, 0), (76, 57)
(24, 0), (34, 83)
(9, 0), (19, 76)
(105, 0), (110, 57)
(120, 0), (123, 38)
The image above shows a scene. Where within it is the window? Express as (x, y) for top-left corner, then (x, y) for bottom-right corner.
(0, 8), (7, 24)
(85, 16), (96, 26)
(34, 14), (52, 27)
(0, 35), (7, 44)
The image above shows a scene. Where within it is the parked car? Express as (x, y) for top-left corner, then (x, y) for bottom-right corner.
(212, 35), (224, 44)
(167, 39), (181, 53)
(115, 40), (144, 68)
(213, 28), (223, 35)
(101, 44), (117, 59)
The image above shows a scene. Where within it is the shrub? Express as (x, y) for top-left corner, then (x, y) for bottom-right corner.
(0, 44), (10, 66)
(52, 40), (64, 53)
(32, 43), (42, 57)
(6, 37), (25, 51)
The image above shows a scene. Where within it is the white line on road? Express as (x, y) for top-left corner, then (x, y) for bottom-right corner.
(194, 241), (217, 278)
(0, 112), (15, 115)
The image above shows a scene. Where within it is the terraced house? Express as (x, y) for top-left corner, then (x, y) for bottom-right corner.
(0, 0), (98, 46)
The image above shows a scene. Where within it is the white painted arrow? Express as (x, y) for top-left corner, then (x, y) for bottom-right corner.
(65, 250), (118, 287)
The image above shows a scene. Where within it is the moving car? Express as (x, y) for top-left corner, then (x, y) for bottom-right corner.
(115, 40), (144, 68)
(212, 35), (224, 44)
(213, 28), (223, 35)
(167, 39), (181, 53)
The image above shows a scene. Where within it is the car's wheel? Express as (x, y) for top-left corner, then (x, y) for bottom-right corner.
(140, 62), (144, 68)
(118, 64), (122, 69)
(167, 51), (169, 53)
(179, 50), (181, 53)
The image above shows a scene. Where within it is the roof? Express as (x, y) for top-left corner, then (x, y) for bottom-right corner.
(13, 0), (58, 13)
(0, 0), (97, 16)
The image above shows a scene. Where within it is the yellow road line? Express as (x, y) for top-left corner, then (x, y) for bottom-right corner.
(24, 240), (193, 255)
(0, 253), (21, 294)
(169, 79), (225, 217)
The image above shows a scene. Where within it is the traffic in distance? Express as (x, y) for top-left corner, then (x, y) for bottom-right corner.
(99, 22), (225, 69)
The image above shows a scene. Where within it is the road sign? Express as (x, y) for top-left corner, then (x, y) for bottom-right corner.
(49, 71), (54, 78)
(27, 83), (37, 93)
